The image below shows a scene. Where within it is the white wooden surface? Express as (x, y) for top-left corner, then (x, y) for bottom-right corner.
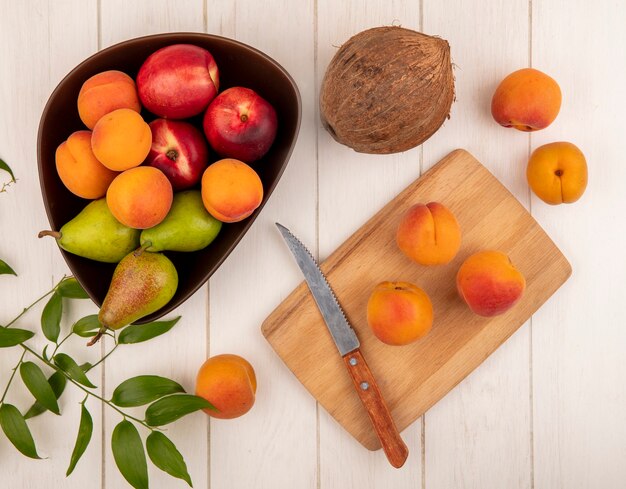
(0, 1), (624, 488)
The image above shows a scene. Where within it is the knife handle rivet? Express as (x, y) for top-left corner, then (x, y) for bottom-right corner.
(349, 357), (358, 366)
(360, 382), (369, 390)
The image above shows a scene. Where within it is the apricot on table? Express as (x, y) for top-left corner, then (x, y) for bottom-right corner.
(106, 166), (173, 229)
(201, 158), (263, 223)
(366, 281), (434, 346)
(91, 108), (152, 171)
(457, 250), (525, 317)
(77, 70), (141, 129)
(195, 354), (257, 419)
(55, 130), (118, 199)
(527, 142), (588, 205)
(396, 202), (461, 266)
(491, 68), (561, 131)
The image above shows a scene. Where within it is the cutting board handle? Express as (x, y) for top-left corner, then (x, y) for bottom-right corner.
(343, 349), (409, 468)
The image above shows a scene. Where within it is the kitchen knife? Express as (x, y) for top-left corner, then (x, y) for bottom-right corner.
(275, 223), (409, 468)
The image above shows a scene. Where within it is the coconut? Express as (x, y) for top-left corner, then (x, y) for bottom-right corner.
(319, 26), (454, 154)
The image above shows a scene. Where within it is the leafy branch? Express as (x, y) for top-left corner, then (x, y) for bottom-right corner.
(0, 157), (16, 275)
(0, 157), (16, 193)
(0, 276), (215, 488)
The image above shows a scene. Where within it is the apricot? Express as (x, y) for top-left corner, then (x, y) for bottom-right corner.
(527, 142), (587, 205)
(457, 251), (525, 317)
(201, 159), (263, 223)
(77, 70), (141, 129)
(491, 68), (561, 131)
(91, 108), (152, 171)
(106, 167), (172, 229)
(366, 281), (433, 346)
(55, 130), (118, 199)
(396, 202), (461, 266)
(195, 354), (257, 419)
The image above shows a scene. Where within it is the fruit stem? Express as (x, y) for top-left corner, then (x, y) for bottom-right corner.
(134, 241), (152, 257)
(240, 114), (248, 122)
(38, 230), (62, 239)
(166, 149), (178, 161)
(86, 327), (106, 347)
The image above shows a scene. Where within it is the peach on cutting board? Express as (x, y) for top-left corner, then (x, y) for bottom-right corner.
(396, 202), (461, 265)
(491, 68), (561, 131)
(366, 281), (434, 346)
(456, 251), (525, 317)
(527, 142), (588, 205)
(91, 108), (152, 171)
(77, 70), (141, 129)
(55, 130), (118, 199)
(195, 354), (257, 419)
(201, 158), (263, 223)
(106, 166), (172, 229)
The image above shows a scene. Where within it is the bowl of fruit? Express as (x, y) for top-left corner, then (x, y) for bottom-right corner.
(37, 32), (301, 330)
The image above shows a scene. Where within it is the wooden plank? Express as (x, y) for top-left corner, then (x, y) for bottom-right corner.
(0, 1), (102, 488)
(207, 2), (319, 488)
(98, 2), (209, 488)
(421, 1), (534, 487)
(531, 1), (626, 488)
(315, 3), (425, 485)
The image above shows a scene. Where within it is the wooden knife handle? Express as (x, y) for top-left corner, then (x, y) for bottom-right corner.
(343, 349), (409, 468)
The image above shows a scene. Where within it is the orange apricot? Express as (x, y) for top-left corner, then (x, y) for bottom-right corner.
(457, 251), (525, 317)
(527, 142), (587, 205)
(106, 167), (172, 229)
(491, 68), (561, 131)
(195, 354), (257, 419)
(367, 281), (433, 346)
(55, 130), (118, 199)
(91, 108), (152, 171)
(396, 202), (461, 266)
(77, 70), (141, 129)
(201, 159), (263, 223)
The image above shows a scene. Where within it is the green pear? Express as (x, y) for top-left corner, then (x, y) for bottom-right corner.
(140, 190), (222, 252)
(98, 249), (178, 332)
(39, 199), (140, 263)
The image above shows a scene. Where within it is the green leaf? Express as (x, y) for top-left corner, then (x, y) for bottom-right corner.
(0, 258), (16, 276)
(146, 431), (192, 487)
(53, 353), (96, 389)
(24, 370), (67, 419)
(57, 277), (89, 299)
(118, 317), (181, 344)
(111, 375), (185, 408)
(145, 394), (216, 427)
(111, 420), (148, 489)
(41, 292), (62, 343)
(0, 404), (41, 459)
(20, 362), (60, 415)
(66, 404), (93, 476)
(0, 326), (34, 347)
(72, 315), (101, 338)
(0, 157), (15, 182)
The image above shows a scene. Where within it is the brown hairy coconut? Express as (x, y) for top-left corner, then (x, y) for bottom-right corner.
(320, 26), (454, 154)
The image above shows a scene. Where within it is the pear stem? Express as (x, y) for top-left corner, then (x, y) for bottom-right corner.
(86, 327), (106, 347)
(134, 241), (152, 257)
(38, 230), (62, 239)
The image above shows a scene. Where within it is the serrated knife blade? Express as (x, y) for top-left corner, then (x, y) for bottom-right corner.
(275, 222), (359, 356)
(275, 222), (409, 468)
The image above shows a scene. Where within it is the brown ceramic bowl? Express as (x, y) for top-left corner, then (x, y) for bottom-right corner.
(38, 32), (301, 323)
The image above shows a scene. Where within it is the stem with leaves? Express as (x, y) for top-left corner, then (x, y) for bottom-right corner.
(0, 351), (26, 405)
(0, 277), (212, 488)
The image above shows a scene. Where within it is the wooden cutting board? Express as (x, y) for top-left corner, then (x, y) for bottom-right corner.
(261, 149), (571, 450)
